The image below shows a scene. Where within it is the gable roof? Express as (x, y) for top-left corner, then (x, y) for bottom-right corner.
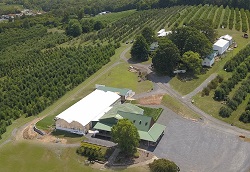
(100, 103), (144, 120)
(213, 39), (229, 47)
(119, 111), (151, 131)
(55, 89), (120, 127)
(96, 86), (131, 96)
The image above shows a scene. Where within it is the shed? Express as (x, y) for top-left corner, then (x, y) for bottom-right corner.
(213, 39), (229, 55)
(157, 29), (165, 34)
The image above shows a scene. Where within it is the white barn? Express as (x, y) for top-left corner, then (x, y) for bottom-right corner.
(220, 34), (233, 45)
(55, 89), (121, 135)
(213, 39), (229, 55)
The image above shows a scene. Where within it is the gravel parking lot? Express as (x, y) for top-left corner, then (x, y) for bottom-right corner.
(153, 108), (250, 172)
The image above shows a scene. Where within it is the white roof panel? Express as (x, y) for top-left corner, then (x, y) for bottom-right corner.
(220, 34), (232, 41)
(56, 90), (120, 127)
(213, 39), (229, 47)
(157, 29), (165, 34)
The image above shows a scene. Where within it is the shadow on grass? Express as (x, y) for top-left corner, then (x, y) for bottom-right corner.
(51, 130), (83, 138)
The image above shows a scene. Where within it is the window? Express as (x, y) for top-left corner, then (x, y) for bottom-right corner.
(139, 120), (141, 125)
(145, 122), (148, 126)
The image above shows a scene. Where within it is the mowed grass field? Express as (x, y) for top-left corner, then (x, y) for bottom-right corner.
(0, 141), (149, 172)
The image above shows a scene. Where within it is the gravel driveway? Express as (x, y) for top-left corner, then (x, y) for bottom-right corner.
(153, 108), (250, 172)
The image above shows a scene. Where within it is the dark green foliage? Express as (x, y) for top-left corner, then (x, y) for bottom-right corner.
(77, 142), (107, 161)
(131, 35), (149, 61)
(239, 111), (250, 123)
(66, 19), (82, 37)
(181, 51), (202, 74)
(149, 158), (180, 172)
(188, 19), (217, 43)
(152, 38), (180, 74)
(202, 87), (210, 96)
(0, 35), (115, 136)
(141, 26), (155, 44)
(111, 119), (140, 155)
(224, 44), (250, 72)
(214, 88), (226, 100)
(219, 106), (232, 118)
(170, 26), (212, 57)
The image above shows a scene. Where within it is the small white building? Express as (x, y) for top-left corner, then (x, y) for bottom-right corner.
(55, 89), (121, 135)
(220, 34), (233, 45)
(157, 29), (165, 34)
(213, 39), (229, 55)
(202, 51), (218, 67)
(157, 29), (172, 37)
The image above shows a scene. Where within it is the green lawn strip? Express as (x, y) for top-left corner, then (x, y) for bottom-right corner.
(161, 95), (200, 119)
(169, 28), (250, 95)
(193, 91), (250, 130)
(47, 28), (65, 33)
(138, 106), (163, 121)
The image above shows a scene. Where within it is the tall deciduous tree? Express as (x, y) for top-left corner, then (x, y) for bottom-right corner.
(152, 38), (180, 74)
(170, 26), (212, 57)
(188, 19), (217, 43)
(149, 158), (180, 172)
(131, 35), (149, 61)
(141, 26), (155, 44)
(66, 19), (82, 37)
(181, 51), (202, 74)
(111, 119), (140, 155)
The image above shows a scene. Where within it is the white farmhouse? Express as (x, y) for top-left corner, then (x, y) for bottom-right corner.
(202, 51), (218, 67)
(213, 39), (229, 55)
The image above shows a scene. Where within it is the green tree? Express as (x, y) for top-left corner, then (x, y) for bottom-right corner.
(94, 21), (105, 31)
(170, 26), (212, 57)
(111, 119), (140, 155)
(188, 19), (217, 43)
(149, 158), (180, 172)
(181, 51), (202, 74)
(152, 38), (180, 74)
(141, 26), (155, 44)
(131, 35), (149, 61)
(66, 19), (82, 37)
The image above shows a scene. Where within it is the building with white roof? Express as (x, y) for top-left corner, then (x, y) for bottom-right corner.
(220, 34), (233, 45)
(55, 89), (121, 135)
(213, 39), (229, 55)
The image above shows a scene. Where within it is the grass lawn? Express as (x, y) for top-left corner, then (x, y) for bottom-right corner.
(47, 28), (65, 33)
(0, 141), (149, 172)
(161, 95), (200, 119)
(169, 28), (250, 95)
(138, 106), (163, 121)
(194, 91), (250, 130)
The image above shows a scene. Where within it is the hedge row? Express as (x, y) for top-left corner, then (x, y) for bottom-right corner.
(219, 76), (250, 118)
(224, 44), (250, 72)
(235, 8), (241, 31)
(201, 75), (223, 96)
(214, 62), (249, 101)
(240, 9), (248, 32)
(240, 101), (250, 123)
(229, 8), (235, 30)
(76, 142), (106, 161)
(214, 5), (223, 29)
(221, 6), (230, 28)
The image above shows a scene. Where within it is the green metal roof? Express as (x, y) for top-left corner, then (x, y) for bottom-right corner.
(100, 103), (144, 120)
(138, 130), (155, 142)
(148, 123), (166, 142)
(93, 122), (112, 132)
(119, 111), (151, 131)
(96, 86), (130, 96)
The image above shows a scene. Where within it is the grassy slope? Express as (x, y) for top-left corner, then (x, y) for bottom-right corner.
(0, 141), (149, 172)
(161, 95), (200, 119)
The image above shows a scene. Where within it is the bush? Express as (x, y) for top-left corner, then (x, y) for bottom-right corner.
(239, 111), (250, 123)
(214, 88), (226, 101)
(227, 99), (238, 110)
(219, 106), (232, 118)
(149, 159), (180, 172)
(76, 142), (106, 161)
(216, 75), (224, 83)
(202, 87), (210, 96)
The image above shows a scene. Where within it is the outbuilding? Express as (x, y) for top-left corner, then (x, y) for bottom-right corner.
(220, 34), (233, 45)
(213, 39), (229, 55)
(202, 51), (218, 67)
